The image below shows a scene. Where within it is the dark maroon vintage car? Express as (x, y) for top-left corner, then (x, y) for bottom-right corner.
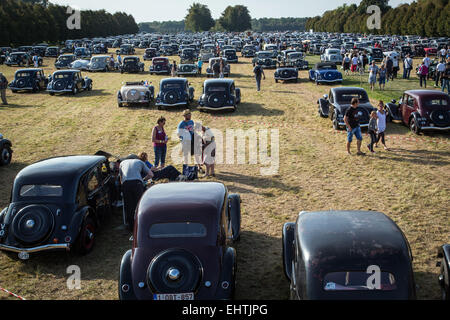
(119, 182), (241, 300)
(385, 90), (450, 134)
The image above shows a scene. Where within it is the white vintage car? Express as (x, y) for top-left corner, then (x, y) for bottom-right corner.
(117, 81), (155, 108)
(321, 48), (343, 65)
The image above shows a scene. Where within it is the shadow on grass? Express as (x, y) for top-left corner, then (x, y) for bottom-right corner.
(375, 147), (450, 166)
(235, 230), (288, 300)
(197, 102), (284, 117)
(217, 171), (299, 193)
(0, 104), (39, 109)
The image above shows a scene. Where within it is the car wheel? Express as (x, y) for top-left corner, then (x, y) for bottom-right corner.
(118, 102), (123, 108)
(88, 83), (92, 91)
(74, 217), (96, 255)
(0, 146), (12, 165)
(409, 117), (420, 135)
(49, 92), (55, 96)
(157, 106), (163, 110)
(72, 87), (78, 95)
(332, 112), (339, 130)
(315, 80), (319, 86)
(275, 79), (278, 83)
(11, 90), (17, 93)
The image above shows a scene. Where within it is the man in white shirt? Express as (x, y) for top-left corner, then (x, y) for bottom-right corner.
(435, 61), (446, 87)
(119, 157), (153, 231)
(403, 55), (413, 79)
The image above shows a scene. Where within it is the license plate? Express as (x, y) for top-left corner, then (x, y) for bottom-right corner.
(153, 293), (194, 300)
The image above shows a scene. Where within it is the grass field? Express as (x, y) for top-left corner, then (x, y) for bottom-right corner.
(0, 49), (449, 300)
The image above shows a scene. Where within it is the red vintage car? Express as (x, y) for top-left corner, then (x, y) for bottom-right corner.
(149, 57), (171, 75)
(385, 90), (450, 134)
(118, 182), (241, 300)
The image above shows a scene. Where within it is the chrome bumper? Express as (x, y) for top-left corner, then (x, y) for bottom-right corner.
(420, 126), (450, 130)
(47, 89), (72, 93)
(155, 102), (188, 107)
(9, 87), (33, 90)
(198, 105), (236, 111)
(0, 243), (70, 253)
(275, 76), (297, 80)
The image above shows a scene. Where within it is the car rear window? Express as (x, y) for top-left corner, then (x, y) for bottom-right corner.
(149, 222), (207, 238)
(54, 73), (72, 79)
(336, 92), (369, 103)
(424, 98), (448, 108)
(207, 86), (226, 92)
(324, 271), (397, 291)
(16, 72), (31, 78)
(20, 185), (63, 197)
(163, 83), (183, 89)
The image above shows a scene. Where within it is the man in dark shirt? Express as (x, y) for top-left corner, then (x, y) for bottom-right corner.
(212, 60), (220, 78)
(344, 98), (365, 156)
(0, 72), (8, 105)
(253, 64), (265, 91)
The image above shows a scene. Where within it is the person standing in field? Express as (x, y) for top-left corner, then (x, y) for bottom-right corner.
(418, 61), (428, 88)
(197, 59), (203, 75)
(0, 72), (8, 105)
(403, 54), (413, 79)
(351, 54), (358, 74)
(152, 116), (168, 169)
(342, 54), (351, 76)
(435, 60), (446, 88)
(441, 62), (450, 94)
(367, 111), (378, 153)
(378, 65), (386, 91)
(375, 101), (389, 151)
(344, 98), (365, 156)
(368, 61), (379, 91)
(253, 63), (265, 92)
(171, 61), (177, 77)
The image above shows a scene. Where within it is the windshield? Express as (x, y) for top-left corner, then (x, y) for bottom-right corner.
(324, 271), (397, 291)
(91, 57), (105, 63)
(289, 54), (302, 59)
(20, 185), (63, 197)
(149, 222), (207, 238)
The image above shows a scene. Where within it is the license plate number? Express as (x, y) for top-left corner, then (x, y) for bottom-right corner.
(153, 293), (194, 300)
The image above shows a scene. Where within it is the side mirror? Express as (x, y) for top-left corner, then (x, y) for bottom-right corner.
(391, 99), (396, 104)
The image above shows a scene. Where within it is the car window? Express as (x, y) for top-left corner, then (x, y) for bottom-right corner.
(87, 171), (100, 193)
(207, 85), (226, 92)
(149, 222), (207, 238)
(16, 72), (31, 78)
(323, 271), (397, 291)
(406, 95), (415, 107)
(20, 185), (63, 197)
(424, 98), (448, 108)
(336, 92), (369, 104)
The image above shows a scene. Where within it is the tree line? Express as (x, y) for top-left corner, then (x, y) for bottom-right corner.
(305, 0), (449, 37)
(139, 3), (307, 33)
(0, 0), (139, 46)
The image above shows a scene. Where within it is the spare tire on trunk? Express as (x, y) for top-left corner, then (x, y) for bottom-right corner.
(11, 205), (54, 245)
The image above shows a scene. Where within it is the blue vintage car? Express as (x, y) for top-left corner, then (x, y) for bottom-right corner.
(309, 62), (343, 85)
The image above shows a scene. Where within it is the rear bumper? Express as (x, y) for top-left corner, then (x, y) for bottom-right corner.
(420, 125), (450, 131)
(155, 102), (187, 107)
(150, 70), (170, 74)
(198, 105), (235, 111)
(316, 79), (342, 83)
(275, 76), (297, 80)
(0, 243), (70, 254)
(47, 89), (72, 93)
(9, 86), (33, 91)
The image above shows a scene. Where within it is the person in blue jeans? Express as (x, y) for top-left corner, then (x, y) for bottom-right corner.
(344, 98), (365, 156)
(152, 116), (168, 168)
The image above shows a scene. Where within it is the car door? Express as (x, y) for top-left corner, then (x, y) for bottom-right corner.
(402, 94), (415, 125)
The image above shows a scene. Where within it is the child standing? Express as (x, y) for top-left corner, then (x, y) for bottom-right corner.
(367, 111), (378, 153)
(376, 100), (389, 151)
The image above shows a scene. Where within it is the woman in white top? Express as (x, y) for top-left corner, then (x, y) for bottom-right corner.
(375, 100), (389, 150)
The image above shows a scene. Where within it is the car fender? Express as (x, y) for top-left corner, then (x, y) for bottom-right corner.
(282, 222), (295, 281)
(410, 112), (421, 127)
(228, 194), (241, 241)
(119, 249), (137, 300)
(385, 103), (401, 121)
(215, 247), (236, 300)
(0, 139), (12, 150)
(235, 88), (241, 104)
(188, 87), (195, 100)
(318, 98), (330, 117)
(69, 206), (94, 237)
(308, 70), (315, 80)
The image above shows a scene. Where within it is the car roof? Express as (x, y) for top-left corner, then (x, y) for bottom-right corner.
(315, 62), (337, 69)
(53, 69), (79, 74)
(13, 155), (105, 201)
(204, 79), (234, 86)
(160, 77), (188, 85)
(331, 87), (367, 94)
(15, 68), (42, 73)
(404, 90), (449, 99)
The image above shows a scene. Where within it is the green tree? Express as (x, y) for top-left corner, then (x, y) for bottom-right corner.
(218, 5), (252, 32)
(184, 3), (215, 32)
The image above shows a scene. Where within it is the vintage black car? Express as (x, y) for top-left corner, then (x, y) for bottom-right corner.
(119, 44), (135, 55)
(285, 52), (309, 69)
(120, 56), (145, 74)
(55, 54), (77, 69)
(437, 244), (450, 300)
(0, 134), (13, 166)
(198, 79), (241, 112)
(47, 70), (93, 95)
(74, 47), (92, 60)
(8, 68), (48, 93)
(366, 47), (384, 62)
(45, 46), (59, 58)
(384, 90), (450, 134)
(5, 52), (37, 67)
(0, 155), (117, 259)
(32, 46), (47, 57)
(92, 44), (108, 54)
(155, 78), (194, 110)
(309, 62), (343, 85)
(283, 211), (416, 300)
(252, 51), (278, 69)
(318, 87), (376, 129)
(222, 49), (238, 63)
(176, 64), (199, 77)
(118, 182), (241, 300)
(274, 67), (299, 83)
(180, 48), (197, 64)
(241, 45), (256, 58)
(143, 48), (158, 61)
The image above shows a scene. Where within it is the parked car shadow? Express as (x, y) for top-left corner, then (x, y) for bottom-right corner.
(234, 230), (289, 300)
(375, 147), (450, 166)
(198, 102), (284, 117)
(217, 171), (300, 194)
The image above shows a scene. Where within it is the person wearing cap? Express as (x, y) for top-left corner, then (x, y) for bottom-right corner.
(177, 110), (195, 165)
(119, 156), (153, 231)
(0, 72), (8, 105)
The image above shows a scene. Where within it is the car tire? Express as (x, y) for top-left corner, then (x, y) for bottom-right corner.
(0, 146), (12, 166)
(11, 90), (17, 93)
(157, 106), (163, 110)
(88, 83), (92, 91)
(49, 92), (55, 96)
(275, 79), (278, 83)
(118, 102), (123, 108)
(72, 87), (78, 95)
(409, 117), (420, 135)
(74, 216), (96, 255)
(332, 112), (340, 130)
